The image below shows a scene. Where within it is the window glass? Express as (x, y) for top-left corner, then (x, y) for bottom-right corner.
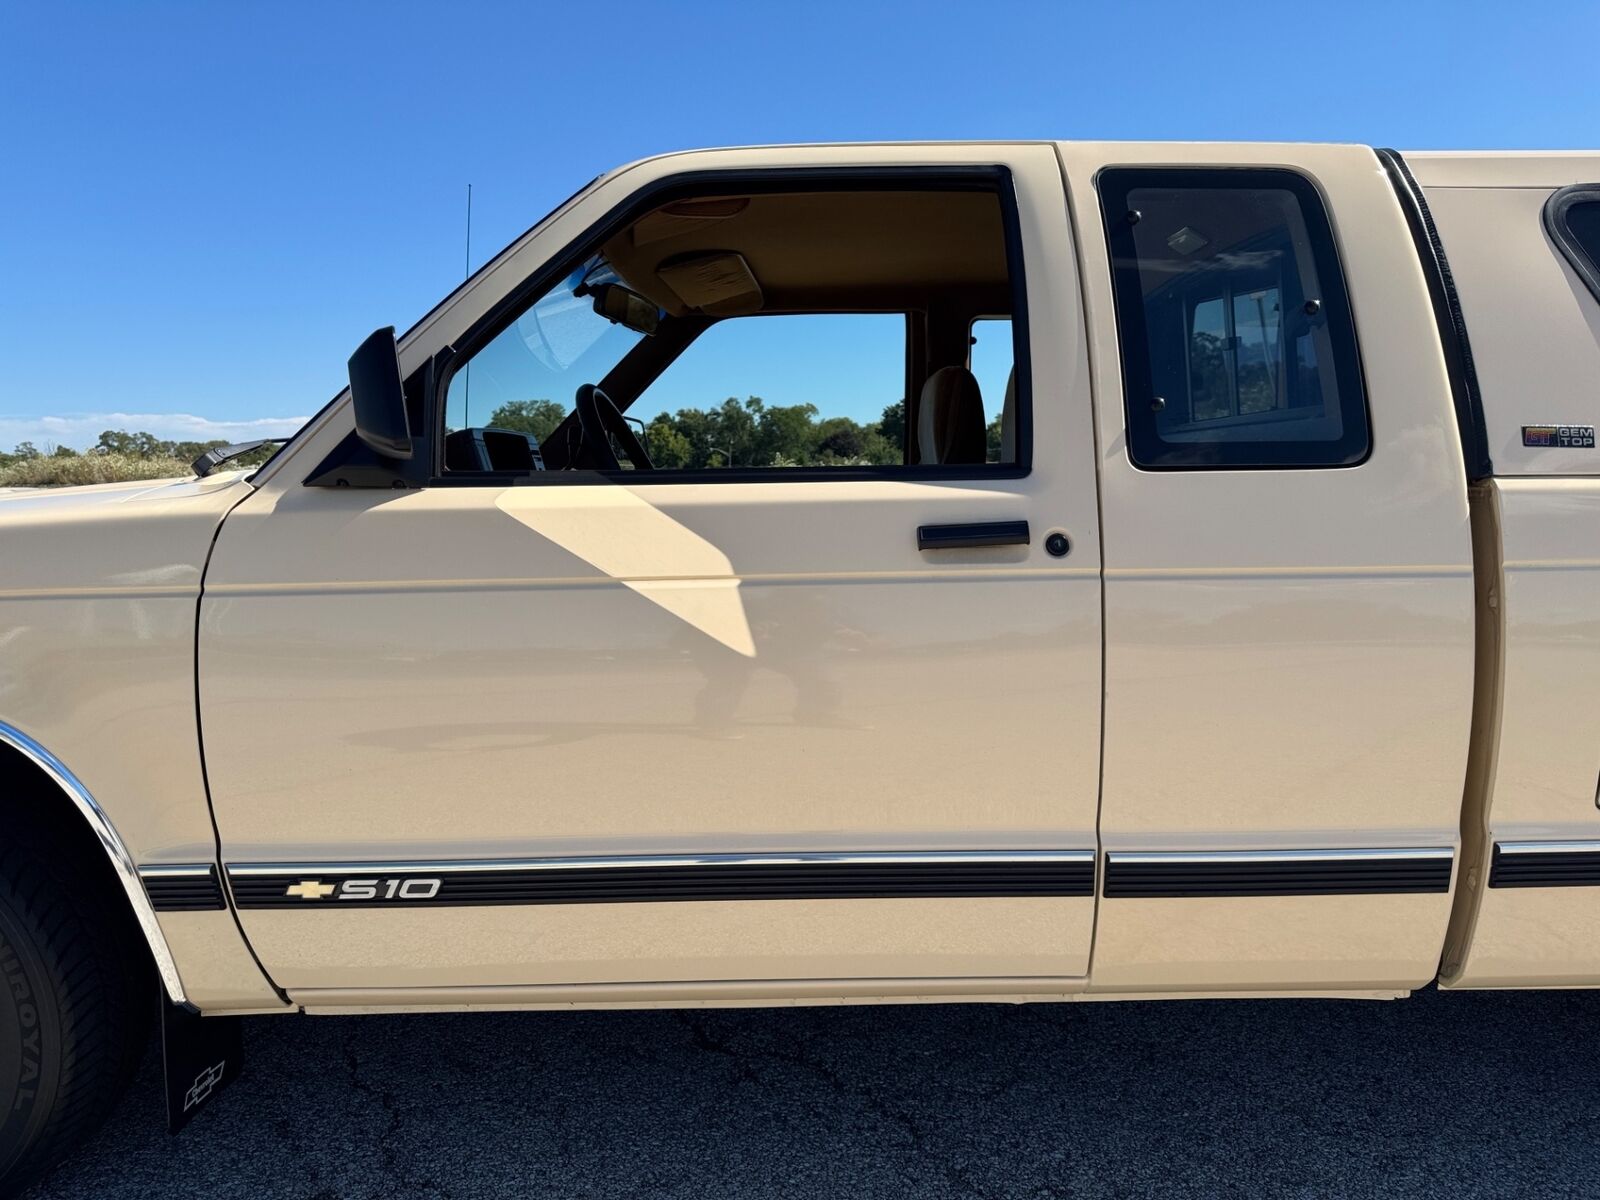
(1099, 168), (1369, 469)
(968, 317), (1015, 463)
(443, 266), (645, 441)
(438, 183), (1024, 476)
(1188, 297), (1228, 420)
(631, 314), (906, 468)
(1233, 287), (1282, 414)
(1564, 199), (1600, 265)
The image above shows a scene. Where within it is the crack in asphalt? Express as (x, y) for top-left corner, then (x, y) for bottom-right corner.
(687, 1013), (1004, 1200)
(340, 1042), (413, 1195)
(21, 986), (1600, 1199)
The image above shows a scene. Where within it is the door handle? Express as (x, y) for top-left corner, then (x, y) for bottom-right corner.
(916, 521), (1030, 551)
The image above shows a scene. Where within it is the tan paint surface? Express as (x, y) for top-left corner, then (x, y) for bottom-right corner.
(1449, 480), (1600, 986)
(245, 897), (1089, 990)
(1426, 185), (1600, 477)
(1425, 169), (1600, 988)
(0, 475), (283, 1008)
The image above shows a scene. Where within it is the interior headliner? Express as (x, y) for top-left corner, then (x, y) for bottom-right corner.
(601, 190), (1010, 315)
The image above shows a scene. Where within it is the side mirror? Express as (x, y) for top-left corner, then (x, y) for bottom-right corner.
(589, 284), (659, 335)
(347, 327), (413, 460)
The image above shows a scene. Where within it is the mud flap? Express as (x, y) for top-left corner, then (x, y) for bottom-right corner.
(161, 993), (243, 1133)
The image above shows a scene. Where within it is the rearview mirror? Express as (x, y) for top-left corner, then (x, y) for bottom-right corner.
(590, 284), (659, 335)
(347, 326), (413, 460)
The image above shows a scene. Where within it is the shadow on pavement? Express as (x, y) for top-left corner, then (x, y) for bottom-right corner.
(24, 986), (1600, 1198)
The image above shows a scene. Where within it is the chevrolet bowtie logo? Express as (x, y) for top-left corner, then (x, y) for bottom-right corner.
(285, 880), (335, 900)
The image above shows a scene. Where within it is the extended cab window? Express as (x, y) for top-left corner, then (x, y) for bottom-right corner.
(1099, 168), (1369, 469)
(439, 182), (1026, 477)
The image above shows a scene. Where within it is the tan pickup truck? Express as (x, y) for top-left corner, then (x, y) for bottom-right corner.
(4, 140), (1600, 1187)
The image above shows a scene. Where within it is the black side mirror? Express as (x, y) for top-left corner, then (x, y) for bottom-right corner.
(348, 327), (412, 460)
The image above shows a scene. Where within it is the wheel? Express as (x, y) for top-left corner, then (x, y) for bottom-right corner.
(0, 834), (150, 1194)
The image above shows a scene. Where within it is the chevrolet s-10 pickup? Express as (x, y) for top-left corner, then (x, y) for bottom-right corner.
(3, 140), (1599, 1187)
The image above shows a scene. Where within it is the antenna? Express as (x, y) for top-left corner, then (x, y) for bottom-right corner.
(462, 183), (473, 426)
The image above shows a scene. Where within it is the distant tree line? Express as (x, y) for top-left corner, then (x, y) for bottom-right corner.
(484, 396), (1004, 467)
(0, 430), (276, 472)
(1, 394), (1005, 484)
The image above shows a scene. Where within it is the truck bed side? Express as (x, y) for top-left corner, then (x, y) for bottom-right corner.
(1412, 153), (1600, 987)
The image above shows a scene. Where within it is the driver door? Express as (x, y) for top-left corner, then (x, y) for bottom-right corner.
(198, 145), (1104, 1003)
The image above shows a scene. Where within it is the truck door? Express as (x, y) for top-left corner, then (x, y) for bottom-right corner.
(197, 145), (1106, 1001)
(1059, 143), (1475, 994)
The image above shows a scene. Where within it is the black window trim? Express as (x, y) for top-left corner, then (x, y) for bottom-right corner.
(1096, 164), (1373, 472)
(411, 165), (1035, 488)
(1544, 182), (1600, 308)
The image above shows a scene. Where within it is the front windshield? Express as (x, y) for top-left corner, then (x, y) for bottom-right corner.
(443, 265), (645, 438)
(251, 175), (621, 482)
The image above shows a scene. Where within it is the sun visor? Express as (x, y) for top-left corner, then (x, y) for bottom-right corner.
(656, 252), (764, 316)
(631, 197), (750, 248)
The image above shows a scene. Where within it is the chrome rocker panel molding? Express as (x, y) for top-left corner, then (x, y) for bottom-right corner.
(225, 849), (1099, 874)
(0, 720), (190, 1005)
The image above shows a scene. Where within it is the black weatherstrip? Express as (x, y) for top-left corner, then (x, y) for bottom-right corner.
(1375, 149), (1492, 482)
(1490, 843), (1600, 888)
(1544, 184), (1600, 306)
(141, 866), (226, 912)
(228, 854), (1095, 910)
(1103, 851), (1454, 898)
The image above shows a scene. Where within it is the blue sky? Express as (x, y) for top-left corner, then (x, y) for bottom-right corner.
(2, 1), (1596, 448)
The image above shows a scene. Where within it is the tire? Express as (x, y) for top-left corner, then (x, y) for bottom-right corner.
(0, 837), (150, 1195)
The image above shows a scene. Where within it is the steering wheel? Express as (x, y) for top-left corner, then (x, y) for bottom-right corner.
(573, 384), (653, 471)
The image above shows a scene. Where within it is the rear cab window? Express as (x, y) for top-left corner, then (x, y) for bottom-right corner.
(1098, 167), (1370, 469)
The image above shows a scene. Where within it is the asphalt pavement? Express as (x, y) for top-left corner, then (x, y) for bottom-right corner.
(22, 985), (1600, 1198)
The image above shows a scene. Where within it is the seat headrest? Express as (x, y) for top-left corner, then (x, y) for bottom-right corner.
(917, 366), (986, 465)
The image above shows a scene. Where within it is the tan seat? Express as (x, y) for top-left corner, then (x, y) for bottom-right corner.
(916, 366), (986, 464)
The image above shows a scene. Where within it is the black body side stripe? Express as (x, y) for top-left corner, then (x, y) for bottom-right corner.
(1103, 850), (1454, 898)
(140, 865), (226, 912)
(1490, 843), (1600, 888)
(226, 852), (1096, 909)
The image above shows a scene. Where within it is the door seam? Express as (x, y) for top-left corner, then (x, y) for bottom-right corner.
(194, 486), (291, 1005)
(1052, 142), (1111, 984)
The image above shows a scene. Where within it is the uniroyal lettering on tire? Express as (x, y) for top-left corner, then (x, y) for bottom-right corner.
(0, 837), (148, 1193)
(0, 915), (56, 1183)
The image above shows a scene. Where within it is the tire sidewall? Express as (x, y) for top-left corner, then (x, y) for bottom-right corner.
(0, 898), (64, 1184)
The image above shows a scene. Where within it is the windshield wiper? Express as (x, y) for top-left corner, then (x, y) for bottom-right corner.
(191, 438), (289, 478)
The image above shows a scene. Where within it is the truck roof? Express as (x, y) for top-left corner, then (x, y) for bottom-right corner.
(607, 143), (1600, 192)
(1403, 151), (1600, 188)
